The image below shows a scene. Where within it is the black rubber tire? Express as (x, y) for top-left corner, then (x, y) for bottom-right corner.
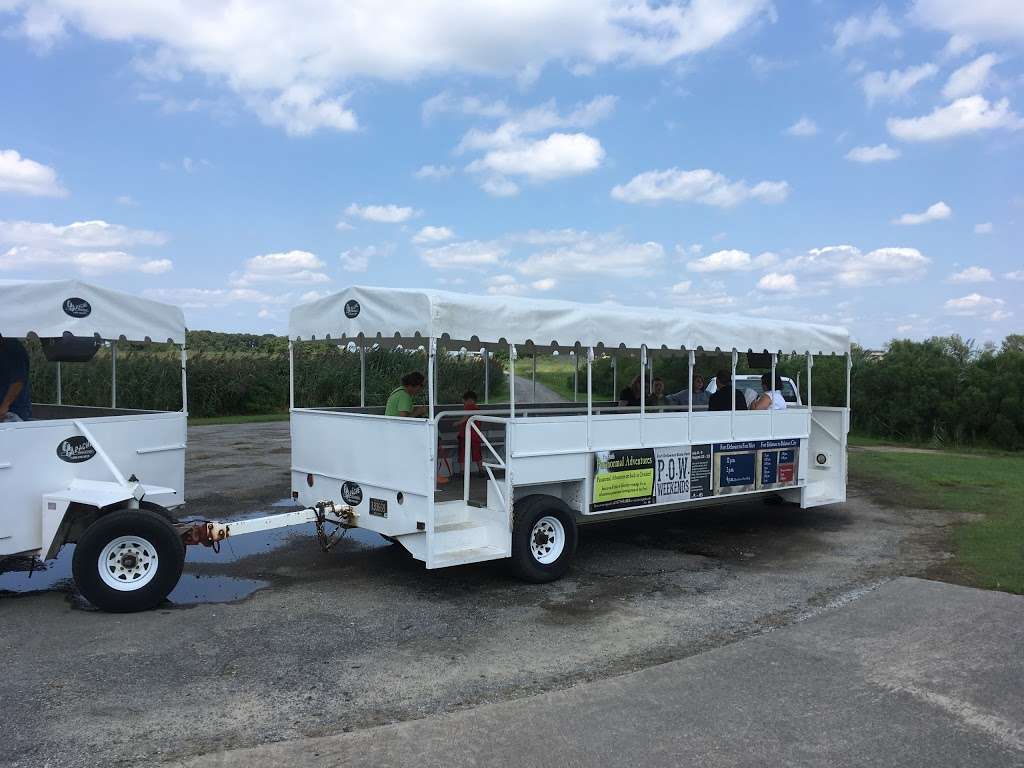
(509, 495), (578, 583)
(72, 509), (186, 613)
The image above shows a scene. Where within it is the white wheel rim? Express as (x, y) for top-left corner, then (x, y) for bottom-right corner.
(98, 535), (159, 592)
(530, 516), (565, 565)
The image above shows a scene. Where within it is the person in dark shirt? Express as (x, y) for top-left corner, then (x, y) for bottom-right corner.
(618, 375), (643, 407)
(707, 369), (747, 412)
(0, 337), (31, 422)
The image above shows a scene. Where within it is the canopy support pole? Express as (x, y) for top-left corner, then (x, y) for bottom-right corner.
(612, 354), (617, 403)
(771, 352), (777, 438)
(640, 345), (647, 446)
(730, 349), (738, 438)
(687, 349), (694, 443)
(483, 348), (489, 404)
(586, 347), (594, 448)
(56, 361), (62, 406)
(111, 341), (117, 409)
(288, 341), (295, 410)
(807, 353), (814, 410)
(508, 344), (516, 417)
(428, 338), (436, 422)
(180, 345), (188, 414)
(359, 343), (366, 408)
(845, 351), (852, 409)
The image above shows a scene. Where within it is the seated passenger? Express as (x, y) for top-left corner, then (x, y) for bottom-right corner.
(0, 336), (31, 422)
(618, 375), (643, 407)
(666, 373), (709, 408)
(384, 371), (427, 417)
(751, 372), (788, 410)
(649, 376), (667, 407)
(707, 369), (747, 412)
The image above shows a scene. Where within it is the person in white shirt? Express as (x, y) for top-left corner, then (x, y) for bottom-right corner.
(751, 372), (787, 410)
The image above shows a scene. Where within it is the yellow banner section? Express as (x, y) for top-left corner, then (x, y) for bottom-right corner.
(593, 468), (654, 505)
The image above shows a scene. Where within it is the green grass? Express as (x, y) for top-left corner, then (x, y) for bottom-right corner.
(527, 356), (617, 402)
(188, 412), (289, 426)
(849, 448), (1024, 594)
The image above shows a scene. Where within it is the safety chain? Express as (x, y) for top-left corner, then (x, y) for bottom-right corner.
(313, 503), (349, 552)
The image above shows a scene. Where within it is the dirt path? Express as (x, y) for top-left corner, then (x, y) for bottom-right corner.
(513, 374), (566, 403)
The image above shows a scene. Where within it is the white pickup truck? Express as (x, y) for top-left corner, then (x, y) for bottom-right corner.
(704, 374), (802, 406)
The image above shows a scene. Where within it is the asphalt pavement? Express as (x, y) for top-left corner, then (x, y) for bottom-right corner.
(176, 578), (1024, 768)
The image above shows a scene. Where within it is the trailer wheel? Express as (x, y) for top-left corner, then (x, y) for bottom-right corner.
(510, 495), (578, 583)
(72, 509), (185, 613)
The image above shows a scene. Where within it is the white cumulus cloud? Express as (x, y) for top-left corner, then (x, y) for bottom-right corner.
(686, 249), (777, 273)
(887, 96), (1023, 141)
(974, 222), (993, 234)
(8, 1), (773, 134)
(515, 231), (665, 279)
(943, 293), (1010, 320)
(467, 132), (605, 183)
(845, 143), (901, 162)
(861, 63), (938, 104)
(943, 54), (1000, 100)
(0, 218), (171, 276)
(420, 240), (507, 270)
(757, 272), (798, 292)
(412, 226), (454, 244)
(909, 0), (1024, 48)
(233, 250), (329, 285)
(948, 266), (993, 282)
(785, 117), (818, 137)
(413, 164), (454, 180)
(345, 203), (421, 224)
(611, 167), (789, 207)
(0, 149), (67, 197)
(834, 6), (901, 50)
(782, 244), (930, 287)
(340, 244), (392, 273)
(893, 201), (952, 225)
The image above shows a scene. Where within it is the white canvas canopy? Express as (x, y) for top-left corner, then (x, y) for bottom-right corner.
(0, 279), (186, 344)
(289, 286), (850, 355)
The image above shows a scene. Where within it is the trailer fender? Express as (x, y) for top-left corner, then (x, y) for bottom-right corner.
(40, 482), (175, 560)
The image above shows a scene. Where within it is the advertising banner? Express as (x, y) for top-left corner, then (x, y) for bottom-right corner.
(590, 439), (800, 512)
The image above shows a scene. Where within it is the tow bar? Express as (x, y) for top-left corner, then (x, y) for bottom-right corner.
(181, 501), (356, 550)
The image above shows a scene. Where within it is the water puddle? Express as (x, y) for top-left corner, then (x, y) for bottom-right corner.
(0, 499), (388, 608)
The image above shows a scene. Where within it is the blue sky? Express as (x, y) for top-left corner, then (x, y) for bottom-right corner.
(1, 1), (1021, 347)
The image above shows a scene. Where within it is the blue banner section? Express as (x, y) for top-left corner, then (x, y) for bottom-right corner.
(715, 439), (800, 452)
(720, 452), (756, 487)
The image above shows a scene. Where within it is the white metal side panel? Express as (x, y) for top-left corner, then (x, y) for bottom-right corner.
(643, 413), (688, 446)
(590, 414), (641, 450)
(511, 453), (588, 486)
(513, 416), (587, 455)
(74, 413), (186, 509)
(291, 410), (430, 496)
(0, 412), (185, 557)
(732, 411), (773, 440)
(771, 409), (811, 439)
(690, 412), (731, 443)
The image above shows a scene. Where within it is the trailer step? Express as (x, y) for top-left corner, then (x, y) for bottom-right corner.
(428, 545), (507, 569)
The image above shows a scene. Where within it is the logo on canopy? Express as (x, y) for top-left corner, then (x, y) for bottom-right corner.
(63, 298), (92, 318)
(344, 300), (360, 319)
(56, 435), (96, 463)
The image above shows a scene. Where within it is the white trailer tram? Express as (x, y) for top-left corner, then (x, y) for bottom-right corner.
(273, 287), (852, 583)
(0, 280), (189, 612)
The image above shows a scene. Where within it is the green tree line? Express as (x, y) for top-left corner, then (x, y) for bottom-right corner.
(24, 332), (1024, 448)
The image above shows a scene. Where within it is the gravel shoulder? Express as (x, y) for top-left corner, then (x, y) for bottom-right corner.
(0, 422), (967, 767)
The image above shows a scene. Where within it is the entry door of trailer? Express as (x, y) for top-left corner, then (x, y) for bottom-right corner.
(801, 407), (848, 507)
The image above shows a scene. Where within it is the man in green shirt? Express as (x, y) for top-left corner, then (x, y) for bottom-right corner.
(385, 371), (427, 417)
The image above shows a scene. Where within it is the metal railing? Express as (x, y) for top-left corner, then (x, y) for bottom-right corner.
(462, 415), (512, 521)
